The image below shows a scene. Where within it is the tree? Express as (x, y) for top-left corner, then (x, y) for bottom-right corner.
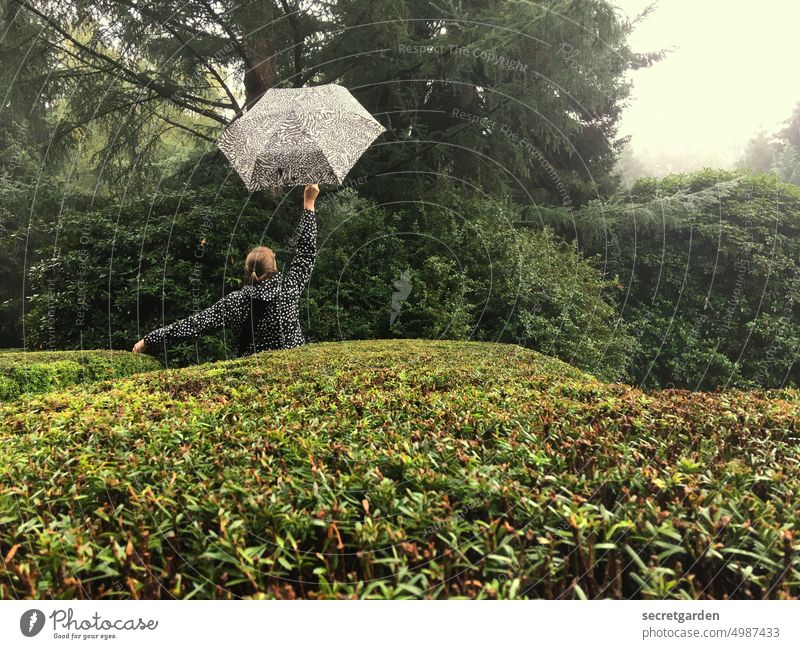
(774, 143), (800, 185)
(313, 0), (665, 206)
(0, 0), (68, 347)
(737, 102), (800, 185)
(11, 0), (662, 203)
(736, 129), (778, 174)
(615, 142), (650, 185)
(9, 0), (326, 184)
(776, 101), (800, 153)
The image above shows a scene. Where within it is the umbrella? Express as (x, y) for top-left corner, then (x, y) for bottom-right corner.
(216, 83), (386, 191)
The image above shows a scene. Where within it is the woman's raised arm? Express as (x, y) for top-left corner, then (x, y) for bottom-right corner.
(284, 184), (319, 293)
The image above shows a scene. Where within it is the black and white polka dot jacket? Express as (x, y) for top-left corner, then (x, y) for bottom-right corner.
(144, 208), (317, 357)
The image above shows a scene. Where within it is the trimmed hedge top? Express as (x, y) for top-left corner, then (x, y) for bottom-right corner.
(1, 339), (798, 599)
(0, 349), (162, 401)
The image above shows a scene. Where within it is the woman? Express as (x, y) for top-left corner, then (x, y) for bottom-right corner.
(132, 183), (320, 358)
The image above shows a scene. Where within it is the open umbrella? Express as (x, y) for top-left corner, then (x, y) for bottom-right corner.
(217, 83), (386, 191)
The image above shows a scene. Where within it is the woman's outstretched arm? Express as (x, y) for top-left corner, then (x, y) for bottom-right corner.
(133, 290), (249, 353)
(284, 184), (319, 293)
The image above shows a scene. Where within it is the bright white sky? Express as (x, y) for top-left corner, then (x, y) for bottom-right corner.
(611, 0), (800, 172)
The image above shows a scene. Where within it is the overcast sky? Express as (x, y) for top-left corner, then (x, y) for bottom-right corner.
(611, 0), (800, 172)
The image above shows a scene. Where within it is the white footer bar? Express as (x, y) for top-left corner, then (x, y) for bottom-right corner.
(0, 600), (796, 648)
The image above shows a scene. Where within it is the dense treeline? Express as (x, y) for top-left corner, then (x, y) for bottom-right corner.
(25, 169), (800, 388)
(3, 0), (799, 388)
(25, 179), (634, 380)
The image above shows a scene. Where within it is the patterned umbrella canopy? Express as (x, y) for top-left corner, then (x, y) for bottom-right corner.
(216, 83), (386, 191)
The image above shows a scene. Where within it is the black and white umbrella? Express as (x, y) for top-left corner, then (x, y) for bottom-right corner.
(217, 83), (386, 190)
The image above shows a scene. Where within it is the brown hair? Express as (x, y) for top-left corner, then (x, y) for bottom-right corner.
(243, 245), (277, 285)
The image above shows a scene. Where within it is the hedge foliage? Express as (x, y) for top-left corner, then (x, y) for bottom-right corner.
(1, 339), (798, 599)
(0, 350), (161, 401)
(24, 184), (633, 380)
(553, 170), (800, 389)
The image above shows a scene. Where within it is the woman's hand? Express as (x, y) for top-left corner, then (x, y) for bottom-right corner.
(132, 339), (146, 354)
(304, 183), (319, 211)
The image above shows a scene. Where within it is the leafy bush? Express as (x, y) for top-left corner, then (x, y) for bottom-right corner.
(554, 170), (800, 389)
(25, 182), (633, 380)
(1, 339), (797, 599)
(309, 184), (634, 381)
(0, 350), (161, 401)
(24, 185), (282, 367)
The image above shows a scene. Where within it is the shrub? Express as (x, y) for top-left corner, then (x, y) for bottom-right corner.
(310, 185), (635, 381)
(24, 186), (280, 367)
(0, 350), (161, 401)
(1, 339), (797, 599)
(557, 170), (800, 389)
(25, 183), (634, 380)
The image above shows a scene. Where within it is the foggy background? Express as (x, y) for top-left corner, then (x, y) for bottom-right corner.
(613, 0), (800, 177)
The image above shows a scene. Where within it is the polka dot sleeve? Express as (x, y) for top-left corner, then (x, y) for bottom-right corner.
(144, 289), (249, 348)
(284, 208), (317, 293)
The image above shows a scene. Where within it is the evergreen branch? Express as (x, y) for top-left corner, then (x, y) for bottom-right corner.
(152, 111), (216, 144)
(197, 0), (252, 71)
(363, 94), (514, 182)
(53, 94), (162, 139)
(12, 0), (232, 124)
(113, 0), (241, 113)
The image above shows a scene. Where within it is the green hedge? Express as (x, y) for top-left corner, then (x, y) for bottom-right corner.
(0, 350), (162, 401)
(1, 340), (798, 599)
(557, 170), (800, 389)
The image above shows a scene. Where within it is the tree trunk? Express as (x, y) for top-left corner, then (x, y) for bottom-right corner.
(241, 3), (279, 110)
